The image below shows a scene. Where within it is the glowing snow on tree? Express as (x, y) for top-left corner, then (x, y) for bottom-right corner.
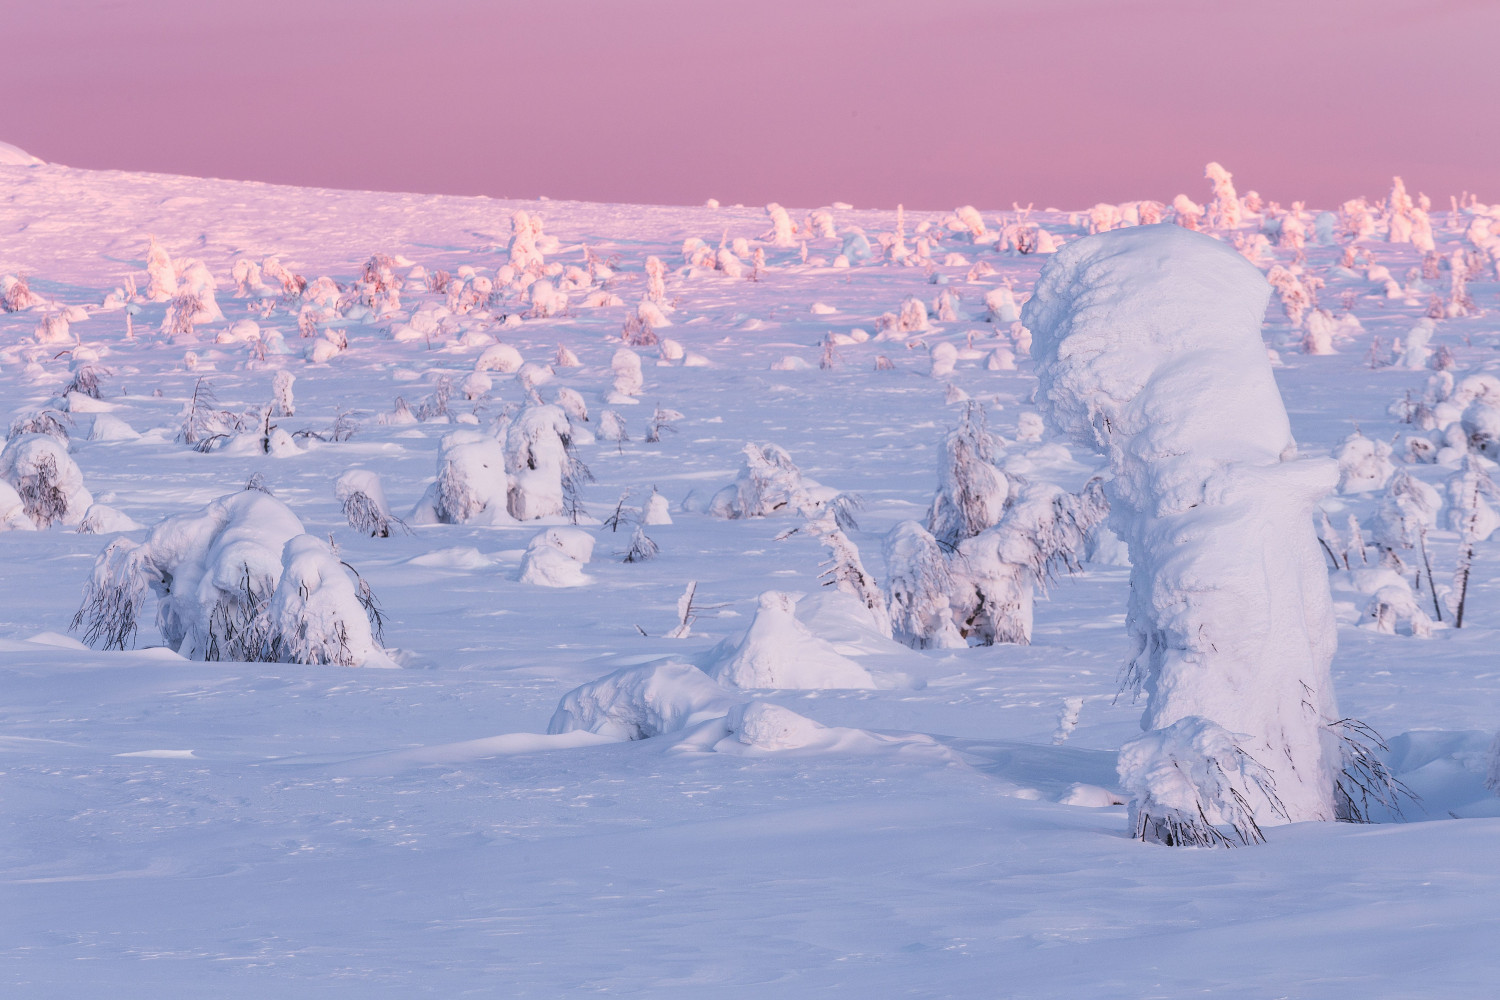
(1025, 224), (1362, 845)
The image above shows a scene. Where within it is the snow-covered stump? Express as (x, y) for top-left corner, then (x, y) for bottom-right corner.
(1025, 224), (1352, 845)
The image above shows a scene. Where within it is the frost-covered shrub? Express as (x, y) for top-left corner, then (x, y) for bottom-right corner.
(267, 535), (395, 668)
(77, 503), (142, 534)
(0, 433), (93, 528)
(705, 591), (875, 690)
(643, 488), (672, 525)
(883, 520), (964, 649)
(73, 491), (393, 665)
(985, 285), (1020, 324)
(508, 210), (545, 272)
(947, 481), (1106, 646)
(1, 273), (44, 311)
(476, 343), (524, 374)
(506, 404), (589, 521)
(1266, 265), (1311, 330)
(337, 469), (401, 537)
(795, 511), (891, 637)
(1334, 430), (1395, 493)
(1370, 473), (1441, 581)
(708, 444), (833, 519)
(548, 660), (734, 740)
(1171, 194), (1204, 230)
(271, 370), (295, 417)
(145, 236), (177, 301)
(359, 253), (402, 314)
(1118, 717), (1287, 847)
(1026, 224), (1350, 843)
(519, 526), (594, 587)
(1362, 578), (1434, 637)
(415, 430), (511, 525)
(644, 255), (668, 303)
(926, 401), (1008, 546)
(840, 228), (873, 265)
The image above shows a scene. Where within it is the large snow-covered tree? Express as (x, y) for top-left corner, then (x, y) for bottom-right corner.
(1025, 223), (1364, 845)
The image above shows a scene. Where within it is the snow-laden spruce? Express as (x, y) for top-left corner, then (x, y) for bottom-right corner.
(72, 489), (393, 666)
(1025, 223), (1368, 845)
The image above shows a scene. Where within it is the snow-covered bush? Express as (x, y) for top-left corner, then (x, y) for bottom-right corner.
(548, 660), (734, 740)
(144, 236), (177, 301)
(336, 469), (400, 537)
(705, 591), (875, 690)
(73, 489), (394, 667)
(519, 527), (594, 587)
(1026, 224), (1352, 843)
(1334, 430), (1395, 493)
(414, 429), (511, 525)
(611, 347), (644, 398)
(946, 481), (1106, 646)
(0, 433), (93, 528)
(926, 401), (1008, 546)
(708, 444), (834, 519)
(883, 520), (964, 649)
(505, 404), (589, 521)
(2, 273), (44, 311)
(644, 255), (668, 303)
(272, 370), (295, 417)
(765, 203), (796, 247)
(267, 535), (395, 668)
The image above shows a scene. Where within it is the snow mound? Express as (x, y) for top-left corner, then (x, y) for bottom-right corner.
(518, 527), (594, 587)
(705, 591), (876, 690)
(721, 701), (827, 750)
(547, 660), (735, 740)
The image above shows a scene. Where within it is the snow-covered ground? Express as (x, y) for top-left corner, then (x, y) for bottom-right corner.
(2, 158), (1499, 997)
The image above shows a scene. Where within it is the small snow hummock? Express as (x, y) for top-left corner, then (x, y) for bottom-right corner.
(1026, 224), (1357, 845)
(518, 527), (594, 588)
(547, 660), (735, 740)
(704, 591), (876, 690)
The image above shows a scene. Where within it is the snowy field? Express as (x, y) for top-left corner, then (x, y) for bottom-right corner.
(2, 156), (1499, 997)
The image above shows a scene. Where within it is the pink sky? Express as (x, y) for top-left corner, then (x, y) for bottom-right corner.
(4, 0), (1496, 210)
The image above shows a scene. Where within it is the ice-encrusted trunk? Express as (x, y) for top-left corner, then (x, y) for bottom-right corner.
(1024, 224), (1343, 844)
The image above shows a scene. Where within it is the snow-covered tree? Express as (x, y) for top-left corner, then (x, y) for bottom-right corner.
(883, 520), (964, 649)
(926, 401), (1009, 547)
(505, 404), (590, 521)
(1204, 162), (1242, 229)
(1026, 223), (1356, 844)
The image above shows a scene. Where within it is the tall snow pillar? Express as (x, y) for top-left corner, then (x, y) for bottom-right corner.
(1023, 224), (1343, 845)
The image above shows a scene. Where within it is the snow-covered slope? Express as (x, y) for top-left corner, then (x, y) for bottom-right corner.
(2, 159), (1499, 996)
